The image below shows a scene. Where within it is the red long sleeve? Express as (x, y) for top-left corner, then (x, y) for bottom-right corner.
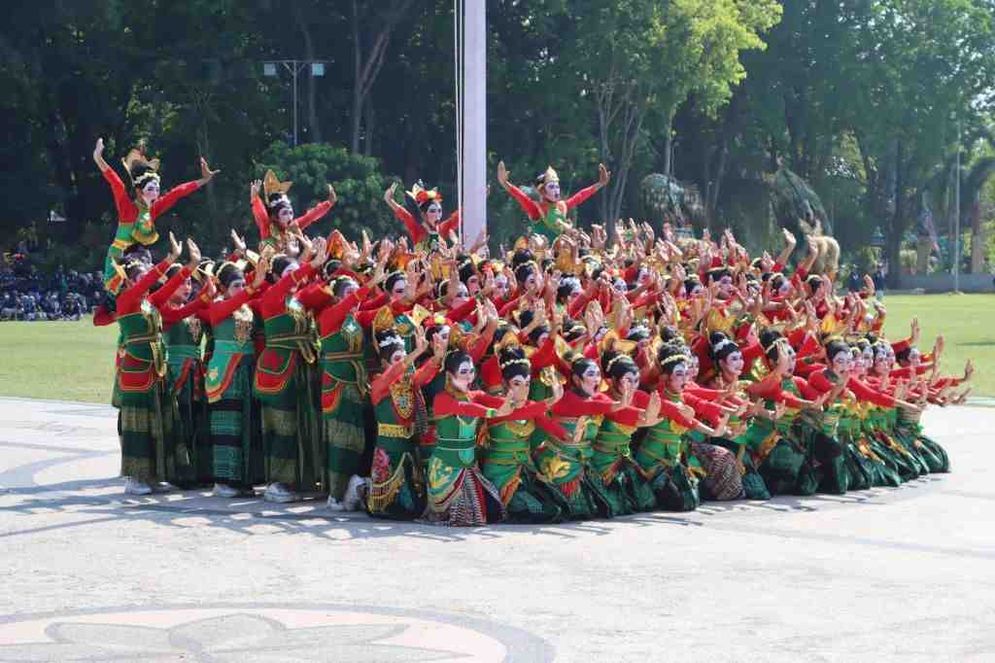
(252, 196), (271, 240)
(148, 266), (192, 309)
(505, 183), (542, 220)
(102, 167), (136, 222)
(295, 200), (333, 231)
(392, 205), (427, 245)
(564, 183), (600, 210)
(151, 180), (201, 221)
(116, 260), (171, 313)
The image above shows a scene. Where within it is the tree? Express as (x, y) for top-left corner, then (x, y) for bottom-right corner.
(256, 141), (394, 243)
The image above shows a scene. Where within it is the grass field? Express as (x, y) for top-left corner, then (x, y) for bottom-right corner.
(0, 294), (991, 403)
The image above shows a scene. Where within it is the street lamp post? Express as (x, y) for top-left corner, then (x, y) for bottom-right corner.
(263, 60), (326, 147)
(954, 120), (961, 292)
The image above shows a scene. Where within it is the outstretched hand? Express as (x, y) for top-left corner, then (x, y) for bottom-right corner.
(199, 157), (219, 183)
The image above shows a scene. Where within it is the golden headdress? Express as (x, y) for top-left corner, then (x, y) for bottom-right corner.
(406, 181), (443, 206)
(262, 170), (293, 206)
(820, 313), (847, 336)
(121, 145), (161, 188)
(535, 166), (559, 188)
(372, 306), (396, 336)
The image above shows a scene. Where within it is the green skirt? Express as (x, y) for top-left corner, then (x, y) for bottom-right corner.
(259, 359), (322, 491)
(208, 356), (264, 488)
(117, 377), (191, 485)
(368, 436), (424, 520)
(323, 381), (368, 499)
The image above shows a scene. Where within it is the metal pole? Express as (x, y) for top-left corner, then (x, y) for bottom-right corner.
(292, 61), (300, 147)
(462, 0), (487, 245)
(954, 121), (961, 291)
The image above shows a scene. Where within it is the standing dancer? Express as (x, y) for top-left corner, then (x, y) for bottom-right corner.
(383, 181), (461, 252)
(496, 160), (610, 240)
(204, 257), (268, 497)
(93, 138), (217, 294)
(112, 233), (189, 494)
(253, 237), (327, 503)
(251, 171), (337, 252)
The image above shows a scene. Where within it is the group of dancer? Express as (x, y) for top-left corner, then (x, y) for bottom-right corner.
(92, 138), (972, 526)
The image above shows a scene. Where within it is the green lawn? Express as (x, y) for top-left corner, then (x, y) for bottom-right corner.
(0, 293), (991, 403)
(881, 293), (994, 399)
(0, 319), (118, 403)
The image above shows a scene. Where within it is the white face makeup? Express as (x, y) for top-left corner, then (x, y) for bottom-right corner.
(508, 374), (531, 390)
(450, 360), (476, 391)
(717, 275), (734, 298)
(390, 348), (406, 364)
(141, 180), (160, 205)
(467, 275), (480, 295)
(668, 363), (689, 392)
(391, 279), (408, 298)
(723, 350), (745, 377)
(435, 326), (451, 346)
(494, 275), (509, 296)
(579, 365), (601, 396)
(831, 350), (852, 374)
(543, 181), (561, 201)
(425, 202), (442, 220)
(453, 284), (470, 305)
(617, 371), (639, 391)
(227, 279), (246, 296)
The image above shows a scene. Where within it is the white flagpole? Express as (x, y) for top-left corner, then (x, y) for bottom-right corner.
(461, 0), (487, 247)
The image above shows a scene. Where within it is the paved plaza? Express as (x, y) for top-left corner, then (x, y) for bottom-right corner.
(1, 396), (994, 661)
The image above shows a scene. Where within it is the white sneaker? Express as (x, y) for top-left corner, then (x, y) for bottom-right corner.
(326, 496), (346, 511)
(124, 478), (152, 496)
(212, 483), (240, 498)
(263, 482), (300, 503)
(342, 475), (368, 511)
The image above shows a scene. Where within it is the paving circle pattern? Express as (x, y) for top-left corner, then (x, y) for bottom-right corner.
(0, 604), (553, 662)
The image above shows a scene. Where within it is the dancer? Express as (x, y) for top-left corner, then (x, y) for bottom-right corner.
(93, 138), (217, 293)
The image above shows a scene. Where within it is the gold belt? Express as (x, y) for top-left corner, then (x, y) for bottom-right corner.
(378, 423), (412, 438)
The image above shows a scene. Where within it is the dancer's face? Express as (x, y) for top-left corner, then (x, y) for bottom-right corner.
(277, 204), (294, 226)
(493, 275), (509, 298)
(433, 326), (451, 346)
(449, 360), (476, 392)
(576, 364), (601, 397)
(614, 370), (639, 393)
(226, 279), (245, 297)
(176, 276), (193, 302)
(722, 350), (744, 377)
(667, 363), (689, 393)
(424, 202), (442, 227)
(466, 274), (481, 295)
(140, 180), (160, 205)
(390, 279), (407, 300)
(506, 374), (531, 393)
(831, 350), (852, 375)
(717, 275), (734, 299)
(543, 181), (561, 202)
(452, 284), (470, 306)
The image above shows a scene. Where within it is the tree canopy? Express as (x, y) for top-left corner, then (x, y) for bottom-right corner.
(3, 0), (995, 280)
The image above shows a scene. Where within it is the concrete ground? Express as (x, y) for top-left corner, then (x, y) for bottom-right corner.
(1, 396), (994, 662)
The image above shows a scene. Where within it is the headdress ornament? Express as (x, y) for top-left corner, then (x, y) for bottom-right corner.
(121, 144), (161, 189)
(536, 166), (559, 188)
(406, 181), (443, 206)
(372, 306), (396, 336)
(262, 170), (293, 207)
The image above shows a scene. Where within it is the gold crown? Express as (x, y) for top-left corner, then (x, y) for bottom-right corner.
(372, 306), (396, 336)
(262, 170), (293, 201)
(121, 145), (160, 183)
(406, 182), (443, 206)
(537, 165), (559, 188)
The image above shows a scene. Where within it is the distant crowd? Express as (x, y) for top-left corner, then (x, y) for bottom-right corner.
(0, 253), (102, 321)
